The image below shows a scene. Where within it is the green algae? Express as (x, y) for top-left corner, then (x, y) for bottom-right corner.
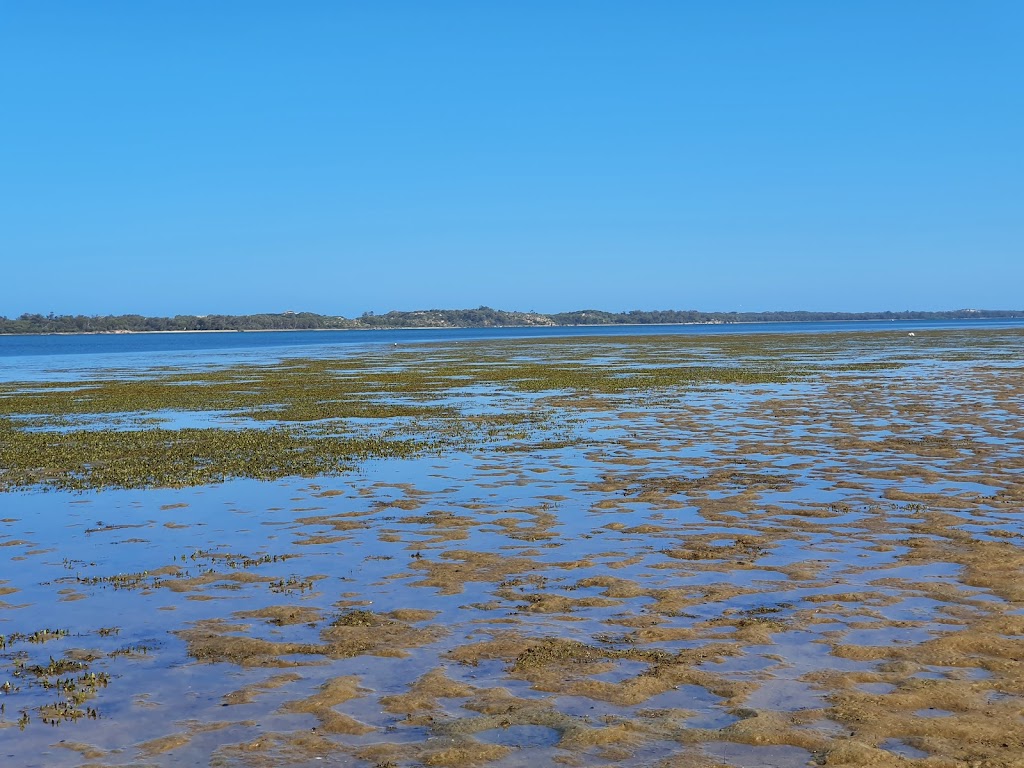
(0, 421), (427, 492)
(1, 327), (1021, 492)
(2, 630), (116, 728)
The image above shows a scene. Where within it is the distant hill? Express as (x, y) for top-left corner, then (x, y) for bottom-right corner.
(356, 307), (555, 328)
(0, 307), (1021, 335)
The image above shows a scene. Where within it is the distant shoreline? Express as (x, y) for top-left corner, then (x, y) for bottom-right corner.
(3, 315), (1022, 338)
(3, 307), (1022, 336)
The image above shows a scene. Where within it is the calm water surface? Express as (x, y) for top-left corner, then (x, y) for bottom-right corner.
(2, 318), (1022, 381)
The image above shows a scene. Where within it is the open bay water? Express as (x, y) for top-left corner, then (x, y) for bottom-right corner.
(2, 318), (1022, 382)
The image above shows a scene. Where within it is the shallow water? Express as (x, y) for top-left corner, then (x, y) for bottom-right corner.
(2, 328), (1024, 767)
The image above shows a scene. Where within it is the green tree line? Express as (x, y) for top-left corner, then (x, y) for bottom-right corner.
(1, 307), (1020, 335)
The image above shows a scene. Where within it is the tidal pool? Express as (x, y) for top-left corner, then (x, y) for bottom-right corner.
(1, 329), (1023, 767)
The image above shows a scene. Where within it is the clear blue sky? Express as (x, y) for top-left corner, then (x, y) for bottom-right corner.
(1, 1), (1021, 317)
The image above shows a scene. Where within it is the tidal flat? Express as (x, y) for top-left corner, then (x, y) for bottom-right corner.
(1, 328), (1023, 767)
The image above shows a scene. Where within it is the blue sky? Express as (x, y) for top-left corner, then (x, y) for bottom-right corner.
(1, 1), (1021, 316)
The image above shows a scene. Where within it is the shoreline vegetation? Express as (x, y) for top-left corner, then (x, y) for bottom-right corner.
(1, 306), (1022, 335)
